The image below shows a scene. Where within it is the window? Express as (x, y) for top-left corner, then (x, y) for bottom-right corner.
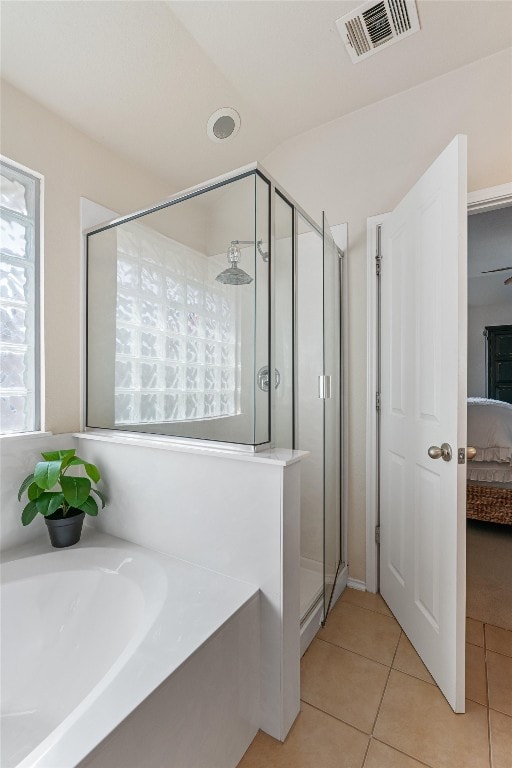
(0, 160), (41, 434)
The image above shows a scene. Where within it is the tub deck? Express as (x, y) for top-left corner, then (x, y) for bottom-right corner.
(1, 532), (260, 768)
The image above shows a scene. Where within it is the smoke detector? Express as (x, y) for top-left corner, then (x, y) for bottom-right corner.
(207, 108), (241, 143)
(336, 0), (420, 63)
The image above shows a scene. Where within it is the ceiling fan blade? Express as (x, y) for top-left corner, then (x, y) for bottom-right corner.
(481, 266), (512, 274)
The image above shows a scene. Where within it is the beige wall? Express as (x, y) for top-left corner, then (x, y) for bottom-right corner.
(263, 49), (512, 582)
(0, 80), (175, 434)
(468, 302), (512, 398)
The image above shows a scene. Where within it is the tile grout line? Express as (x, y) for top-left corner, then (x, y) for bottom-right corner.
(340, 596), (394, 619)
(315, 635), (397, 669)
(467, 639), (485, 649)
(298, 698), (374, 740)
(369, 628), (402, 735)
(317, 634), (441, 689)
(484, 646), (512, 660)
(484, 622), (493, 768)
(466, 614), (512, 633)
(360, 736), (372, 768)
(370, 737), (437, 768)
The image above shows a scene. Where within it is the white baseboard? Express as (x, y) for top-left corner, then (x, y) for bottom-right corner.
(347, 577), (367, 591)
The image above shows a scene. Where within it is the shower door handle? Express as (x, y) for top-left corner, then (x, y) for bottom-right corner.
(318, 375), (332, 399)
(257, 366), (281, 392)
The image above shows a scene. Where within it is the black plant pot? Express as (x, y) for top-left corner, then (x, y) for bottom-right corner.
(45, 508), (85, 548)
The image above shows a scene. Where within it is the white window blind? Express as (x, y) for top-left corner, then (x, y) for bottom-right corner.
(0, 161), (40, 434)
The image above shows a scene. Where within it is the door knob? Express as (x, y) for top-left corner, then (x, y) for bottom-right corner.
(467, 447), (477, 461)
(428, 443), (452, 462)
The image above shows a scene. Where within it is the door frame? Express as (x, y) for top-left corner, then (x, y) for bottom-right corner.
(365, 182), (512, 593)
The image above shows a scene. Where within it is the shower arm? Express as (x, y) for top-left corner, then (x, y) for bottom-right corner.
(231, 240), (269, 263)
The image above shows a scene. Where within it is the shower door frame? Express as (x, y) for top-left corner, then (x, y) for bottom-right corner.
(83, 164), (272, 450)
(81, 161), (349, 621)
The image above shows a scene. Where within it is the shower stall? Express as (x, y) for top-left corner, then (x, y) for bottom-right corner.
(86, 164), (345, 625)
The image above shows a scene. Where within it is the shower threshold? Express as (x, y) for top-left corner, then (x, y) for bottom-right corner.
(300, 565), (323, 620)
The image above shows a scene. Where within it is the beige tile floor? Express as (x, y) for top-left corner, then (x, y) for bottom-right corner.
(237, 588), (512, 768)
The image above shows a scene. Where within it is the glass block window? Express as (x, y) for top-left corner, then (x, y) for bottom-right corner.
(0, 161), (40, 434)
(114, 222), (240, 425)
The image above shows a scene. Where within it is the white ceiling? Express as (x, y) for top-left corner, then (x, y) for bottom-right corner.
(1, 0), (512, 191)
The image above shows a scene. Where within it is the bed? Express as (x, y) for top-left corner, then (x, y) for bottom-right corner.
(467, 398), (512, 525)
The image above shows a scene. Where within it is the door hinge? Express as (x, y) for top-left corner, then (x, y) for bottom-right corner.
(375, 256), (381, 276)
(376, 392), (381, 411)
(458, 448), (466, 465)
(375, 525), (381, 544)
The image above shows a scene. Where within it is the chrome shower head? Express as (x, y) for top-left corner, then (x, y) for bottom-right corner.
(215, 242), (253, 286)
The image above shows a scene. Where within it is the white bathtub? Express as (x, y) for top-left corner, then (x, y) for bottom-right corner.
(1, 533), (260, 768)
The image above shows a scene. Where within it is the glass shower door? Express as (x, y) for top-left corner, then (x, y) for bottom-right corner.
(296, 211), (343, 624)
(322, 212), (342, 620)
(296, 216), (325, 621)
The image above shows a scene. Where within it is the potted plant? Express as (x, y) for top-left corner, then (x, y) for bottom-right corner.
(17, 448), (106, 548)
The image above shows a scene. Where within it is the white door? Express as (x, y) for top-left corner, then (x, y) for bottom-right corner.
(380, 135), (468, 712)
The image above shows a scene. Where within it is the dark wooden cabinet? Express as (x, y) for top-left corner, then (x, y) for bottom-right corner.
(486, 325), (512, 403)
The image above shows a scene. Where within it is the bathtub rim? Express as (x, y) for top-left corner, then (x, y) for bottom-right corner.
(1, 531), (260, 768)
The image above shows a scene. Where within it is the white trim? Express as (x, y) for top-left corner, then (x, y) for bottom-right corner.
(0, 430), (52, 443)
(467, 183), (512, 214)
(365, 183), (512, 594)
(0, 154), (45, 434)
(347, 577), (367, 592)
(75, 431), (306, 466)
(0, 154), (44, 182)
(38, 171), (45, 433)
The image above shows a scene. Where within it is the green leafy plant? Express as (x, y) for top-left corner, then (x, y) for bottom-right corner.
(18, 449), (106, 526)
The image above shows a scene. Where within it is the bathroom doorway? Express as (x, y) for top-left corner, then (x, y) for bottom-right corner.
(466, 201), (512, 630)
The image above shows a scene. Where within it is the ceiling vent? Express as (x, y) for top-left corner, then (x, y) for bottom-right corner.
(335, 0), (420, 63)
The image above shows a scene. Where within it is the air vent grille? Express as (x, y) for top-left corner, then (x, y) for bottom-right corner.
(346, 17), (371, 57)
(336, 0), (420, 63)
(363, 2), (393, 48)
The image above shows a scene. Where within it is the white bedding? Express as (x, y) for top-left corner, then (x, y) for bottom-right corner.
(467, 461), (512, 484)
(467, 398), (512, 465)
